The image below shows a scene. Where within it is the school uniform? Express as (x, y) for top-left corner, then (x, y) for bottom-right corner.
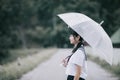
(66, 46), (87, 80)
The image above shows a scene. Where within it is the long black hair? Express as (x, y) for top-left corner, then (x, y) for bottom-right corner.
(69, 28), (84, 53)
(65, 28), (87, 63)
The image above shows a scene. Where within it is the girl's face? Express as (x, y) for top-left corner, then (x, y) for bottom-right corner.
(69, 35), (80, 45)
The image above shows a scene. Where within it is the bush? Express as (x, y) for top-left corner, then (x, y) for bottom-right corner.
(0, 48), (57, 80)
(88, 54), (120, 79)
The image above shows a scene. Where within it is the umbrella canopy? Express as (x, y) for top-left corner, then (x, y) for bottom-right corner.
(58, 12), (113, 65)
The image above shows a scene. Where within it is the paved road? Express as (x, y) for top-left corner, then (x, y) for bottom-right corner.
(20, 49), (118, 80)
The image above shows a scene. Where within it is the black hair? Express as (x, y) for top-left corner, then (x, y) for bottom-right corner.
(69, 28), (84, 53)
(65, 28), (87, 63)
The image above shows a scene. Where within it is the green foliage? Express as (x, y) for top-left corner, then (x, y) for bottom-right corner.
(0, 49), (40, 64)
(88, 54), (120, 79)
(0, 0), (120, 58)
(91, 0), (120, 36)
(26, 25), (70, 48)
(0, 49), (57, 80)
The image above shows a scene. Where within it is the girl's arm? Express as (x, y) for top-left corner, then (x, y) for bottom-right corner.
(74, 64), (81, 80)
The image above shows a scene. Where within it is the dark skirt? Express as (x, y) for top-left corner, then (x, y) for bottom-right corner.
(67, 75), (85, 80)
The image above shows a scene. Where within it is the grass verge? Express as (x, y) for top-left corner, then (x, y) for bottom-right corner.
(0, 48), (41, 64)
(87, 54), (120, 80)
(0, 48), (58, 80)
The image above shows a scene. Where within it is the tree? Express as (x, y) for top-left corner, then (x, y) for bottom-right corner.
(91, 0), (120, 36)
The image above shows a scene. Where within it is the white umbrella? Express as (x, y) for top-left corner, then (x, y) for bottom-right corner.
(58, 12), (113, 65)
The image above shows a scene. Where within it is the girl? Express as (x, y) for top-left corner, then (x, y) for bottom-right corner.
(61, 28), (87, 80)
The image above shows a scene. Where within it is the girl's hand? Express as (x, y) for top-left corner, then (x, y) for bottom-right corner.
(61, 59), (68, 67)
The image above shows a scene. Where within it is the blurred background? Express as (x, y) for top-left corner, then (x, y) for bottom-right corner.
(0, 0), (120, 80)
(0, 0), (120, 57)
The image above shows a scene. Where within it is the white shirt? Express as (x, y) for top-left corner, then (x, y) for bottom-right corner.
(65, 47), (87, 79)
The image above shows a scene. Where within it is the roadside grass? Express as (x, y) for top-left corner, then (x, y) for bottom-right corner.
(87, 54), (120, 80)
(0, 48), (41, 64)
(0, 48), (57, 80)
